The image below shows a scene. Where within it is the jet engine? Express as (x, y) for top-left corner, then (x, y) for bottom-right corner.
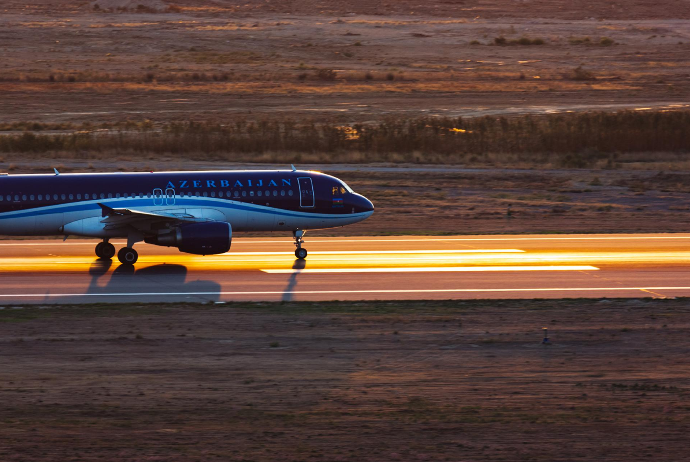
(146, 222), (232, 255)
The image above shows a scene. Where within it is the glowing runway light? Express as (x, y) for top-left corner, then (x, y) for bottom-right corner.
(262, 265), (599, 274)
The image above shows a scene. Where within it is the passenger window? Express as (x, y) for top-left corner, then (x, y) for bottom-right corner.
(115, 193), (120, 198)
(5, 195), (9, 201)
(0, 196), (3, 202)
(68, 194), (73, 200)
(273, 190), (277, 197)
(53, 194), (58, 200)
(38, 195), (42, 200)
(195, 191), (200, 197)
(84, 194), (89, 199)
(258, 191), (262, 197)
(22, 195), (26, 201)
(288, 190), (294, 196)
(281, 190), (285, 196)
(242, 191), (247, 197)
(108, 193), (112, 198)
(61, 194), (66, 200)
(250, 191), (254, 197)
(77, 194), (81, 200)
(30, 195), (34, 200)
(234, 191), (239, 197)
(100, 193), (104, 199)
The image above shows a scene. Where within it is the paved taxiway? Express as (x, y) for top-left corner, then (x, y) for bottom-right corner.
(0, 234), (689, 303)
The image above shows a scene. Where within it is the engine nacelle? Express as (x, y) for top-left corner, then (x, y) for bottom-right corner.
(146, 222), (232, 255)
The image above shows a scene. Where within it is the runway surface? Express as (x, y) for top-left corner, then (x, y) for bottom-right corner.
(1, 234), (690, 303)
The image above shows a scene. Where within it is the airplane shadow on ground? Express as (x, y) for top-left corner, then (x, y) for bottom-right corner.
(78, 258), (222, 303)
(282, 258), (306, 302)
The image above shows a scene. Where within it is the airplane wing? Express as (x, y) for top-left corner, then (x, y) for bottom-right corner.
(97, 203), (207, 231)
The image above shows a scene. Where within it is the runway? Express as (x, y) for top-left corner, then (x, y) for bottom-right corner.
(1, 234), (690, 303)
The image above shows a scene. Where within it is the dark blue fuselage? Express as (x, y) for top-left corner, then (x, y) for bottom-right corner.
(0, 170), (374, 236)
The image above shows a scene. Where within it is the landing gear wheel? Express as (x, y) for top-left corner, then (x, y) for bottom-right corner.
(295, 247), (308, 260)
(96, 242), (116, 260)
(95, 242), (104, 258)
(101, 242), (115, 259)
(117, 247), (138, 265)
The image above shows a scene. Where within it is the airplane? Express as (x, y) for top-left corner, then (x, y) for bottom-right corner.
(0, 166), (374, 265)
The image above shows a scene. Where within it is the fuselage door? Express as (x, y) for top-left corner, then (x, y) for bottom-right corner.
(298, 177), (315, 208)
(165, 188), (176, 206)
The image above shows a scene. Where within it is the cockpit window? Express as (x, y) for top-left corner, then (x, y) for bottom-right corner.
(340, 180), (354, 193)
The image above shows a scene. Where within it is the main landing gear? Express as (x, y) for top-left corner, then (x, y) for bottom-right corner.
(95, 240), (116, 260)
(294, 230), (308, 260)
(94, 240), (138, 265)
(117, 247), (138, 265)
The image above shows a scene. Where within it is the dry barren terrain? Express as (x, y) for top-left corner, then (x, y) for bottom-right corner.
(2, 298), (690, 461)
(0, 0), (689, 124)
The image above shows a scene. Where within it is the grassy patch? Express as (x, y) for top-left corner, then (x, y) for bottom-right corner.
(2, 110), (689, 167)
(494, 36), (545, 46)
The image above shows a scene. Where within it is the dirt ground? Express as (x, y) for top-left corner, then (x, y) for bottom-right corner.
(340, 167), (690, 235)
(1, 1), (689, 124)
(2, 298), (690, 461)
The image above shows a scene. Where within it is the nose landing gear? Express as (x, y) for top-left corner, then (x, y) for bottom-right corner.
(95, 240), (116, 260)
(293, 230), (308, 260)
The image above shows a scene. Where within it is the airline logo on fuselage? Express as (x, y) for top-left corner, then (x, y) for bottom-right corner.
(166, 178), (292, 189)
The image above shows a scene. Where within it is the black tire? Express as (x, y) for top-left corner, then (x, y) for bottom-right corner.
(101, 242), (116, 259)
(295, 248), (307, 259)
(117, 247), (138, 265)
(95, 242), (104, 258)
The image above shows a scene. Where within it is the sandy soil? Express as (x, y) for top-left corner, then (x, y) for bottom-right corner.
(0, 1), (689, 124)
(2, 298), (690, 461)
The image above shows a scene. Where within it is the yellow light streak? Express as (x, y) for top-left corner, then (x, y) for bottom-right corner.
(0, 249), (688, 273)
(262, 266), (599, 274)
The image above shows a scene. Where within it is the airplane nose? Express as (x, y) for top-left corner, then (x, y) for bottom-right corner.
(353, 194), (374, 213)
(363, 196), (374, 213)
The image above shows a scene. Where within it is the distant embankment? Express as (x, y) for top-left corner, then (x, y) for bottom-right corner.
(1, 110), (689, 168)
